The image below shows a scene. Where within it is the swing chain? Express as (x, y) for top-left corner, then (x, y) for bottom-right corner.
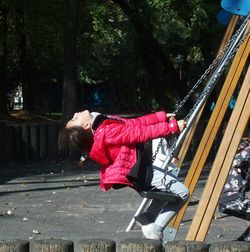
(166, 18), (250, 162)
(173, 14), (250, 115)
(171, 24), (249, 158)
(151, 138), (163, 163)
(151, 13), (249, 165)
(185, 25), (250, 122)
(173, 54), (223, 114)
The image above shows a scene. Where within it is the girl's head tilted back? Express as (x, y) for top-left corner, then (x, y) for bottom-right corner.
(66, 110), (93, 130)
(58, 110), (94, 154)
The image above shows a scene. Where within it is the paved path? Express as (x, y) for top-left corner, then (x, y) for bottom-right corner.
(0, 161), (249, 243)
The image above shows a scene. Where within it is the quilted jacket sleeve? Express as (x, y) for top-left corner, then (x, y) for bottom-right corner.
(104, 115), (179, 146)
(117, 111), (167, 126)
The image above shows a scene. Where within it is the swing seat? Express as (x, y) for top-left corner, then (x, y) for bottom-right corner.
(139, 190), (180, 202)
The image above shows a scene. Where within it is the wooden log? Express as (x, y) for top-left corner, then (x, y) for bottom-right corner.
(0, 240), (29, 252)
(39, 124), (48, 159)
(30, 239), (73, 252)
(48, 124), (58, 161)
(165, 241), (209, 252)
(13, 125), (22, 162)
(0, 123), (5, 163)
(30, 124), (39, 161)
(119, 238), (162, 252)
(77, 239), (115, 252)
(5, 124), (14, 163)
(21, 124), (30, 162)
(209, 241), (250, 252)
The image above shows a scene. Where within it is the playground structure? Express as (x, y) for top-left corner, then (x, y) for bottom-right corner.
(0, 2), (248, 250)
(127, 2), (250, 243)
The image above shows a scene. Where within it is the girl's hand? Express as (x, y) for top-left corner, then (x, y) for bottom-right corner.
(177, 120), (187, 132)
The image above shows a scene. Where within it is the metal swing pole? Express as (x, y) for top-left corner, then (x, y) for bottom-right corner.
(161, 14), (250, 171)
(163, 15), (250, 242)
(175, 15), (239, 167)
(126, 13), (249, 233)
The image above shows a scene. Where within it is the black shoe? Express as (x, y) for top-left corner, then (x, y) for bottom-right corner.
(218, 204), (226, 213)
(220, 198), (249, 211)
(218, 199), (250, 220)
(237, 226), (250, 242)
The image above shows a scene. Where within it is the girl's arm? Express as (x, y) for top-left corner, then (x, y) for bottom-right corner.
(104, 119), (180, 146)
(115, 111), (169, 126)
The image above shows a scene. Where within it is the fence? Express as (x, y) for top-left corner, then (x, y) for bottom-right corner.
(0, 123), (60, 164)
(0, 120), (220, 164)
(0, 239), (249, 252)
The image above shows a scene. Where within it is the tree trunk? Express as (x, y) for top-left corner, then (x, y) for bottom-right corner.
(61, 0), (79, 125)
(0, 7), (8, 115)
(16, 1), (34, 111)
(111, 0), (185, 110)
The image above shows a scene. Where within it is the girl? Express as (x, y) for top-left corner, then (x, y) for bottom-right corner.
(58, 110), (189, 240)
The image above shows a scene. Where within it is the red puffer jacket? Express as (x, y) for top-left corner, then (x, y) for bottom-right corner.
(89, 111), (180, 191)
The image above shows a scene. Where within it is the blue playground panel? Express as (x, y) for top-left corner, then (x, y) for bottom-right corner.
(221, 0), (250, 16)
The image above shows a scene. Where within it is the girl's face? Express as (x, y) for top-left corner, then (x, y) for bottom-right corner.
(66, 110), (93, 130)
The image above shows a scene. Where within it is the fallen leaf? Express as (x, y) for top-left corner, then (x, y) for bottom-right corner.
(32, 229), (41, 234)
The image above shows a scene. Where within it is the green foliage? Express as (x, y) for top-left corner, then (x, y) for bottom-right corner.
(23, 0), (65, 82)
(3, 1), (65, 91)
(144, 0), (222, 81)
(2, 0), (225, 112)
(77, 0), (137, 84)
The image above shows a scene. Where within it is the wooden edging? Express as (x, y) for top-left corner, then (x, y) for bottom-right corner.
(0, 239), (249, 252)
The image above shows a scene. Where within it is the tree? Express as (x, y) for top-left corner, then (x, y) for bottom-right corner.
(0, 3), (8, 114)
(107, 0), (223, 111)
(0, 0), (224, 115)
(15, 0), (34, 111)
(109, 0), (182, 109)
(61, 0), (80, 125)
